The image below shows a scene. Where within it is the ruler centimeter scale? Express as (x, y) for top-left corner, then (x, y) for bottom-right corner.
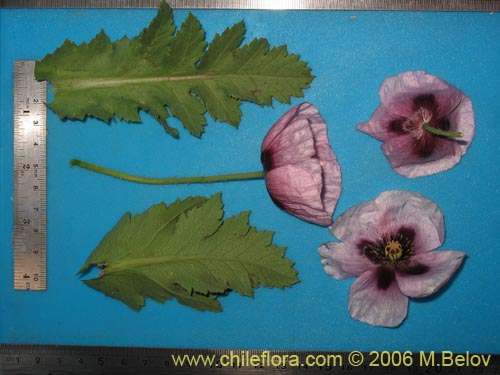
(1, 344), (497, 375)
(13, 60), (47, 291)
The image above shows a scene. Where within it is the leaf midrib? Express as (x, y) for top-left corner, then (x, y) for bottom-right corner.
(56, 72), (306, 91)
(104, 254), (290, 277)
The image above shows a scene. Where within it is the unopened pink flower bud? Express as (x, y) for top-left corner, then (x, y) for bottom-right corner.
(261, 103), (342, 226)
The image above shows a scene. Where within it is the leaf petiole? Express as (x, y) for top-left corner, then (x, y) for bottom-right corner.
(422, 122), (463, 138)
(70, 159), (265, 185)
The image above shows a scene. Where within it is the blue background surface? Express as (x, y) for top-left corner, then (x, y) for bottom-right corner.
(1, 7), (499, 352)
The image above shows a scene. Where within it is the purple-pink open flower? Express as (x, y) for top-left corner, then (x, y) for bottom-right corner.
(261, 102), (342, 226)
(357, 71), (475, 178)
(319, 190), (466, 327)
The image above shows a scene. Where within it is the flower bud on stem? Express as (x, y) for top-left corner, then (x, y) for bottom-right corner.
(70, 159), (265, 185)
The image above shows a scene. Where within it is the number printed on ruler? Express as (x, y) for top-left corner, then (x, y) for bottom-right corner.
(13, 61), (47, 291)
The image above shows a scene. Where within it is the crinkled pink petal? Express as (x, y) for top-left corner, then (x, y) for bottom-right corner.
(319, 144), (342, 223)
(265, 161), (323, 210)
(449, 96), (475, 145)
(328, 197), (382, 244)
(348, 267), (408, 327)
(261, 102), (336, 168)
(380, 71), (450, 102)
(380, 71), (464, 118)
(389, 144), (457, 178)
(330, 190), (444, 254)
(262, 115), (317, 167)
(319, 241), (373, 279)
(381, 134), (455, 170)
(356, 105), (393, 141)
(261, 103), (314, 152)
(426, 89), (465, 119)
(265, 161), (336, 226)
(396, 250), (466, 298)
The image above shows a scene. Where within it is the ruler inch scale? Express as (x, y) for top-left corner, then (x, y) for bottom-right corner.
(13, 60), (47, 291)
(0, 0), (499, 10)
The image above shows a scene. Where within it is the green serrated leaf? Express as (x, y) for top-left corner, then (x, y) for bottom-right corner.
(197, 20), (245, 72)
(80, 193), (299, 311)
(35, 1), (313, 137)
(165, 13), (207, 75)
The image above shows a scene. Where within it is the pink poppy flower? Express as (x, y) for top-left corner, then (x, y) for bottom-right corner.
(319, 190), (466, 327)
(261, 102), (342, 226)
(357, 71), (475, 178)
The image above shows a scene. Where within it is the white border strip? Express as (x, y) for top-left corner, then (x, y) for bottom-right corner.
(1, 0), (499, 10)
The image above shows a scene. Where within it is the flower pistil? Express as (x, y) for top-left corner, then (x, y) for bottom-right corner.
(359, 227), (416, 267)
(385, 240), (404, 263)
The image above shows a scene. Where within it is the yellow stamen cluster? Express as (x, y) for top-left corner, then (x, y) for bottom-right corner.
(385, 240), (403, 263)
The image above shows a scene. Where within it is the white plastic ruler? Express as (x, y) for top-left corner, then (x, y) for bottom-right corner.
(13, 60), (47, 291)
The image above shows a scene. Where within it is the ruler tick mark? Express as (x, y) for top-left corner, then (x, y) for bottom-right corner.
(13, 60), (47, 291)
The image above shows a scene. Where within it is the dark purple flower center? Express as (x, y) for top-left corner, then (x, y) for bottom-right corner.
(260, 149), (274, 171)
(387, 94), (451, 158)
(357, 226), (429, 290)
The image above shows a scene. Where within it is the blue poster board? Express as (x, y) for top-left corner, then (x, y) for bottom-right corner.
(0, 6), (499, 351)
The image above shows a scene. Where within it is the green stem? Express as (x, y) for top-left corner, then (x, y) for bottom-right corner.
(70, 159), (265, 185)
(422, 123), (463, 138)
